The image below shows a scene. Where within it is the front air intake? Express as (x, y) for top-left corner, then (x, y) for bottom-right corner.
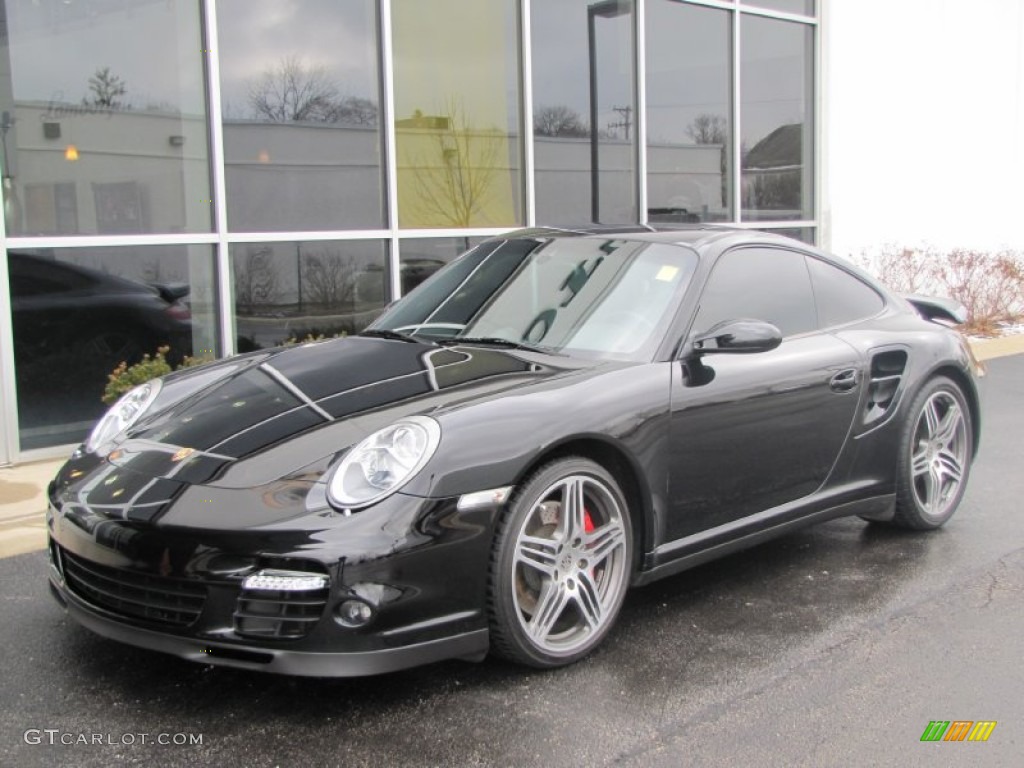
(60, 546), (206, 628)
(233, 569), (329, 639)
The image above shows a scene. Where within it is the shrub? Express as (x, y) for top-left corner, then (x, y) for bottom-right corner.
(281, 330), (347, 346)
(855, 246), (1024, 336)
(102, 347), (172, 405)
(278, 327), (350, 346)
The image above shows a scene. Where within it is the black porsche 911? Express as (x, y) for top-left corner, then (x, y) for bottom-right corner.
(46, 226), (981, 676)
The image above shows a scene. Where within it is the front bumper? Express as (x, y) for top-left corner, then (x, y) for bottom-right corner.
(49, 575), (488, 676)
(45, 457), (505, 676)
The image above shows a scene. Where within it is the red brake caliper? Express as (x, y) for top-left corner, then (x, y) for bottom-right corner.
(583, 509), (595, 534)
(583, 509), (596, 578)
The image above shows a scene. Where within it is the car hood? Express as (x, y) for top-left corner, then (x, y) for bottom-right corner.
(84, 336), (598, 489)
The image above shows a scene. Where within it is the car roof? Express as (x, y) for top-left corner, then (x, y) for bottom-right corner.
(495, 224), (889, 295)
(500, 224), (798, 252)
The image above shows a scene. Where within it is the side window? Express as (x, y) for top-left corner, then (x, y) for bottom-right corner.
(695, 247), (817, 337)
(9, 255), (94, 296)
(806, 257), (885, 328)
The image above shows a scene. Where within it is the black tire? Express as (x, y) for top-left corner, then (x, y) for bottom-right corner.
(890, 376), (973, 530)
(488, 457), (634, 668)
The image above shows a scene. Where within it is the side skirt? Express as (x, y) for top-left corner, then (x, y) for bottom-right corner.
(633, 491), (895, 587)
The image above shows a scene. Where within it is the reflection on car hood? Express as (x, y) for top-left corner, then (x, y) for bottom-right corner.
(98, 337), (592, 487)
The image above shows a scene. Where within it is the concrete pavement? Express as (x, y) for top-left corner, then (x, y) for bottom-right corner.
(2, 333), (1022, 560)
(0, 458), (63, 558)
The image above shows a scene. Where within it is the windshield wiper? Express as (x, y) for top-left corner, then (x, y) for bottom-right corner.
(359, 329), (426, 344)
(437, 337), (560, 355)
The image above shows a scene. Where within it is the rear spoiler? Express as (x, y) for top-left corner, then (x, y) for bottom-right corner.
(153, 282), (190, 303)
(903, 294), (967, 325)
(904, 294), (985, 378)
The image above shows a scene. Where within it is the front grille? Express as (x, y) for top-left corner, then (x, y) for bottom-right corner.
(59, 547), (206, 628)
(234, 588), (328, 639)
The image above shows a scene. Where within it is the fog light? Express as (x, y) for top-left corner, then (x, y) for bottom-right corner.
(336, 599), (374, 628)
(242, 569), (328, 592)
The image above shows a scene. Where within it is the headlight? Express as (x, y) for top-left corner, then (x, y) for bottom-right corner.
(85, 380), (162, 453)
(328, 415), (441, 509)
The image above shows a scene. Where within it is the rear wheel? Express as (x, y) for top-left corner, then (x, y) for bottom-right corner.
(488, 457), (633, 668)
(891, 376), (972, 529)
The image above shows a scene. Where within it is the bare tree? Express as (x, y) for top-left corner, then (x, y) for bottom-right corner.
(683, 112), (730, 207)
(335, 96), (379, 127)
(234, 246), (280, 312)
(686, 113), (727, 145)
(300, 250), (356, 307)
(404, 100), (502, 228)
(84, 67), (127, 109)
(743, 171), (801, 212)
(534, 105), (588, 137)
(248, 57), (377, 124)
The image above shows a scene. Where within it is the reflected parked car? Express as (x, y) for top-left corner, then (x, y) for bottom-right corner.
(10, 252), (193, 444)
(46, 226), (980, 676)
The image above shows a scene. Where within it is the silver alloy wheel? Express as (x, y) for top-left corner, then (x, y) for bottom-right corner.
(510, 474), (629, 656)
(910, 390), (968, 519)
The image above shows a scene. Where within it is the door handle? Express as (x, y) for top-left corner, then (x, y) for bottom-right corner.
(829, 368), (859, 393)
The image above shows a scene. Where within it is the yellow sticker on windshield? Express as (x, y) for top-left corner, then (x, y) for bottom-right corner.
(655, 265), (680, 282)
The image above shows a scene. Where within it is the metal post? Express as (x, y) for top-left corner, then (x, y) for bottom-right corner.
(588, 5), (600, 223)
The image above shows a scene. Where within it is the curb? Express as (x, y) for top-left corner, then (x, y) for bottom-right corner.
(0, 458), (63, 558)
(970, 333), (1024, 362)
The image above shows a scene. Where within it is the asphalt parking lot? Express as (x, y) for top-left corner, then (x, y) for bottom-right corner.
(1, 355), (1021, 768)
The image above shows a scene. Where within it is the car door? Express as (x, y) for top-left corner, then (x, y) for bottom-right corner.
(665, 246), (863, 542)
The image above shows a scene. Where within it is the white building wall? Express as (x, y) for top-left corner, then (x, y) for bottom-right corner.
(825, 0), (1024, 257)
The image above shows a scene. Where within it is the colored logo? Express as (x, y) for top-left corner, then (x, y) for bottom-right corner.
(920, 721), (997, 742)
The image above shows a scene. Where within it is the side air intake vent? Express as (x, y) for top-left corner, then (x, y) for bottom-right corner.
(864, 349), (908, 426)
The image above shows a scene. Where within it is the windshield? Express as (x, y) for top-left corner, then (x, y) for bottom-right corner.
(372, 236), (698, 361)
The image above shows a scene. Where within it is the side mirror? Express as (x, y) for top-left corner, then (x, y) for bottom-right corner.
(690, 319), (782, 355)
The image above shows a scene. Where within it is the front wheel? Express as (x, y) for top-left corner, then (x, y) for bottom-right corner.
(488, 458), (634, 668)
(891, 376), (973, 529)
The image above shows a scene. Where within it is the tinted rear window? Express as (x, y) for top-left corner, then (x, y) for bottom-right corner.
(807, 257), (884, 328)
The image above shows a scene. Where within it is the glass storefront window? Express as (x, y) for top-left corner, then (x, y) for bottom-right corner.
(0, 1), (822, 461)
(216, 0), (386, 232)
(398, 236), (486, 295)
(0, 1), (211, 236)
(755, 227), (816, 244)
(232, 240), (389, 352)
(532, 0), (636, 225)
(392, 0), (522, 229)
(741, 15), (814, 222)
(9, 245), (218, 450)
(646, 1), (731, 224)
(742, 1), (814, 17)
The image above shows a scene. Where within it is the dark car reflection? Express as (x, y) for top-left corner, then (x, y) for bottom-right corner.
(9, 251), (194, 448)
